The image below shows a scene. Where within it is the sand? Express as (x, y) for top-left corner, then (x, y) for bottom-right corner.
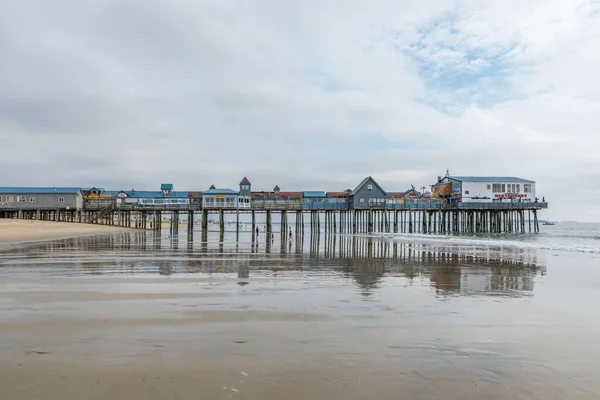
(2, 229), (600, 399)
(0, 219), (132, 244)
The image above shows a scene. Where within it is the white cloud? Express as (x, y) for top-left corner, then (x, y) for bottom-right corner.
(0, 0), (599, 220)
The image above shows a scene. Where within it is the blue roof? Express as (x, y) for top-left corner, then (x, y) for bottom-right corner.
(160, 183), (173, 191)
(303, 191), (326, 198)
(105, 190), (189, 198)
(448, 176), (534, 183)
(0, 187), (82, 194)
(202, 189), (238, 195)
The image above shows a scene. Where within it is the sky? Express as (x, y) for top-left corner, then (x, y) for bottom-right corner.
(1, 0), (599, 221)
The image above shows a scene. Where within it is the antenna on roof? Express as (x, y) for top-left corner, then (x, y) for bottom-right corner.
(445, 168), (450, 177)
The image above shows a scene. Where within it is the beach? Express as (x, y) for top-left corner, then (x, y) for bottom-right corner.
(1, 226), (600, 399)
(0, 219), (132, 245)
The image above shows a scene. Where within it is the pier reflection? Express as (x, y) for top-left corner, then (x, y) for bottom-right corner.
(0, 230), (545, 299)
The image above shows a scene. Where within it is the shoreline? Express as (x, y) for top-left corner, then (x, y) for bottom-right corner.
(0, 219), (134, 245)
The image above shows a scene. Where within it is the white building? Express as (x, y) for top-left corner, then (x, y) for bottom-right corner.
(432, 176), (537, 203)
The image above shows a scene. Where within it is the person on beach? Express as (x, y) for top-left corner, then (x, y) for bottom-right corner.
(288, 227), (293, 243)
(255, 226), (259, 237)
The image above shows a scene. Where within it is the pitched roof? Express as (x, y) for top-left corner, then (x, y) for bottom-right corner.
(448, 176), (534, 183)
(0, 187), (83, 194)
(209, 184), (216, 190)
(403, 188), (422, 198)
(350, 176), (387, 196)
(273, 185), (280, 191)
(239, 177), (250, 185)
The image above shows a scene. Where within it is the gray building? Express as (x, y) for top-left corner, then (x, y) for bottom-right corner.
(238, 177), (251, 208)
(0, 187), (83, 211)
(349, 177), (387, 209)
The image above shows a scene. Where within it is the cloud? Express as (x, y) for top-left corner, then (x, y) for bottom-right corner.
(0, 0), (599, 220)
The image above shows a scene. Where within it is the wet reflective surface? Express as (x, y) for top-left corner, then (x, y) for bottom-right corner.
(1, 230), (599, 399)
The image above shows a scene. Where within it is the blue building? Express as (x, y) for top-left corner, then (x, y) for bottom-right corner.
(302, 191), (326, 209)
(202, 186), (239, 209)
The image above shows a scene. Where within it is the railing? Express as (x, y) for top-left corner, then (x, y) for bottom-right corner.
(302, 202), (348, 210)
(203, 204), (238, 209)
(89, 203), (115, 223)
(81, 199), (548, 212)
(457, 201), (548, 209)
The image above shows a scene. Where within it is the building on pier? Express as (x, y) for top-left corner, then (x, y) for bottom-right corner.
(80, 187), (104, 199)
(349, 176), (387, 209)
(432, 176), (537, 203)
(202, 188), (238, 209)
(104, 187), (190, 208)
(238, 177), (251, 209)
(302, 191), (326, 209)
(326, 191), (350, 209)
(385, 188), (423, 207)
(0, 187), (84, 211)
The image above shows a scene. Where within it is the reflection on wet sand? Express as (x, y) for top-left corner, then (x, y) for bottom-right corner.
(2, 230), (599, 400)
(0, 230), (544, 300)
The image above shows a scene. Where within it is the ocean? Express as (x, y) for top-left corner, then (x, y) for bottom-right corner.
(0, 223), (599, 399)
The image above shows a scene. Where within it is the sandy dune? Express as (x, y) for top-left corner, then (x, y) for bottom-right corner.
(0, 219), (133, 244)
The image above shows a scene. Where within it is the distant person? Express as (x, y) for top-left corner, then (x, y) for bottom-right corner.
(255, 226), (259, 236)
(542, 197), (545, 202)
(288, 227), (293, 243)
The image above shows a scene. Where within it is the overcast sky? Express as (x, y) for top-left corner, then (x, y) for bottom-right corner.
(1, 1), (598, 221)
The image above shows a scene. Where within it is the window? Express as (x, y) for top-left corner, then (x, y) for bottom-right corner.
(58, 197), (65, 203)
(465, 190), (470, 195)
(516, 184), (520, 193)
(17, 196), (26, 202)
(507, 185), (512, 193)
(492, 184), (502, 193)
(29, 197), (36, 203)
(367, 184), (373, 191)
(524, 184), (532, 193)
(487, 184), (491, 190)
(6, 196), (13, 203)
(501, 184), (506, 192)
(359, 198), (365, 203)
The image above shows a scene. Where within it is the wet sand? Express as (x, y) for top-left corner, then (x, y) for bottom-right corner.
(1, 231), (599, 399)
(0, 219), (132, 244)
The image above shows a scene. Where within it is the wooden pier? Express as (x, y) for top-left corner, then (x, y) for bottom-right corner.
(0, 200), (547, 235)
